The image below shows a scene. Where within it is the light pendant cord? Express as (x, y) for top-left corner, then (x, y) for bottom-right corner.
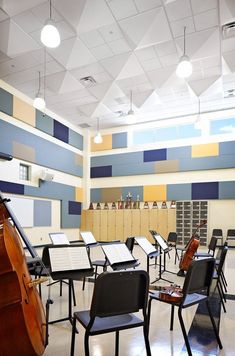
(38, 71), (41, 94)
(183, 26), (186, 56)
(130, 90), (133, 111)
(44, 48), (46, 103)
(49, 0), (52, 20)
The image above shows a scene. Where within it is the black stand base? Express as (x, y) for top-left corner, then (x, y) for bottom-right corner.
(177, 269), (185, 277)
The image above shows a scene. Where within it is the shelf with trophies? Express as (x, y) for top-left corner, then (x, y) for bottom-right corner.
(81, 196), (176, 242)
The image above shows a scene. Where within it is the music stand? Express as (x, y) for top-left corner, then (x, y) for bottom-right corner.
(134, 236), (160, 273)
(101, 243), (139, 271)
(47, 245), (94, 326)
(150, 231), (173, 283)
(49, 232), (70, 245)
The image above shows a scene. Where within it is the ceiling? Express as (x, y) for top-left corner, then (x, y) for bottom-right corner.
(1, 0), (235, 131)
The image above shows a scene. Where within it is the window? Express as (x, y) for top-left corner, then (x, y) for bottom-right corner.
(19, 163), (30, 181)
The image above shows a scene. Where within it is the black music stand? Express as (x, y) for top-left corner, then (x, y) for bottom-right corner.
(101, 242), (139, 271)
(47, 245), (94, 326)
(150, 231), (173, 284)
(134, 236), (160, 273)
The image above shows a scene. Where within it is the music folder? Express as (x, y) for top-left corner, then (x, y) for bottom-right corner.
(135, 236), (159, 258)
(101, 243), (139, 270)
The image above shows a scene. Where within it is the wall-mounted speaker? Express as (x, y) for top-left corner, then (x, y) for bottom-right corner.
(0, 152), (13, 161)
(39, 170), (54, 182)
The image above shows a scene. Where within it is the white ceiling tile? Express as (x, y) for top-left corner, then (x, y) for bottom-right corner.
(31, 2), (62, 23)
(165, 0), (192, 21)
(107, 0), (138, 20)
(191, 0), (218, 15)
(194, 9), (218, 31)
(13, 10), (43, 34)
(90, 43), (114, 60)
(66, 38), (96, 69)
(134, 0), (161, 12)
(135, 47), (157, 61)
(140, 58), (162, 71)
(222, 37), (235, 53)
(55, 0), (86, 31)
(101, 53), (130, 78)
(80, 30), (105, 48)
(0, 50), (10, 63)
(0, 52), (41, 77)
(155, 40), (177, 57)
(70, 62), (105, 80)
(170, 17), (195, 38)
(159, 53), (179, 67)
(0, 8), (9, 22)
(108, 38), (131, 55)
(117, 53), (145, 79)
(1, 0), (45, 17)
(98, 23), (123, 42)
(93, 71), (113, 83)
(223, 50), (235, 72)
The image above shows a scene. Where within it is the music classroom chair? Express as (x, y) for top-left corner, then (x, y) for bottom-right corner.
(226, 229), (235, 246)
(148, 258), (223, 356)
(167, 232), (179, 263)
(194, 235), (218, 258)
(213, 244), (229, 313)
(212, 228), (223, 245)
(70, 270), (152, 356)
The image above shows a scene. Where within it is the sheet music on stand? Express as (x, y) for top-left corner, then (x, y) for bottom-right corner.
(49, 246), (92, 272)
(152, 232), (169, 252)
(135, 236), (158, 257)
(49, 232), (70, 245)
(80, 231), (97, 246)
(102, 243), (139, 270)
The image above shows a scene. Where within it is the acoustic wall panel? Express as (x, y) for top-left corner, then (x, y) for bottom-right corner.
(144, 148), (166, 162)
(133, 128), (156, 145)
(36, 110), (53, 136)
(25, 181), (75, 201)
(191, 143), (219, 158)
(122, 186), (143, 201)
(91, 134), (112, 152)
(167, 183), (191, 201)
(112, 132), (127, 149)
(34, 200), (51, 226)
(143, 185), (166, 201)
(61, 200), (81, 228)
(90, 188), (102, 202)
(91, 152), (143, 167)
(219, 140), (235, 154)
(180, 155), (235, 171)
(13, 141), (36, 162)
(219, 181), (235, 199)
(0, 181), (24, 194)
(90, 165), (112, 178)
(155, 127), (177, 141)
(102, 187), (122, 202)
(9, 196), (34, 227)
(75, 187), (83, 202)
(0, 88), (13, 116)
(53, 120), (69, 143)
(167, 146), (191, 159)
(192, 182), (219, 200)
(112, 162), (155, 176)
(13, 96), (35, 126)
(69, 129), (83, 150)
(69, 201), (82, 215)
(155, 160), (179, 173)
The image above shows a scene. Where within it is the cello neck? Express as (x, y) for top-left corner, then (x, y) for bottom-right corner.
(0, 191), (38, 258)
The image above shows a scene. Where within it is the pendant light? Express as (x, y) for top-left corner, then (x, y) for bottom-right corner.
(40, 0), (61, 48)
(176, 26), (192, 78)
(33, 71), (45, 110)
(94, 118), (103, 144)
(126, 90), (136, 124)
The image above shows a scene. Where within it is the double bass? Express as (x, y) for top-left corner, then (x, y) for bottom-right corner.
(177, 220), (207, 276)
(0, 192), (46, 355)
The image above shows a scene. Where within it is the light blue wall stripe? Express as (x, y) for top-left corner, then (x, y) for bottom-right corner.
(61, 200), (81, 228)
(112, 132), (127, 149)
(167, 146), (191, 159)
(69, 129), (83, 150)
(0, 88), (13, 116)
(36, 110), (53, 136)
(91, 151), (143, 167)
(219, 181), (235, 199)
(155, 126), (177, 141)
(167, 184), (191, 200)
(112, 162), (155, 176)
(25, 181), (75, 201)
(122, 186), (143, 201)
(219, 141), (235, 154)
(34, 200), (51, 226)
(90, 188), (102, 202)
(179, 155), (235, 171)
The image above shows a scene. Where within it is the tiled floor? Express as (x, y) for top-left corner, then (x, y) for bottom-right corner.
(40, 244), (235, 356)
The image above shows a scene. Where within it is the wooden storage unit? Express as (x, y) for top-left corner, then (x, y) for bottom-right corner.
(100, 210), (108, 241)
(157, 209), (168, 239)
(107, 210), (116, 241)
(131, 210), (141, 237)
(92, 210), (101, 240)
(123, 210), (132, 240)
(115, 210), (124, 241)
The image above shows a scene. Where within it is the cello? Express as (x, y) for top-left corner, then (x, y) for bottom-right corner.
(0, 192), (47, 355)
(177, 220), (207, 276)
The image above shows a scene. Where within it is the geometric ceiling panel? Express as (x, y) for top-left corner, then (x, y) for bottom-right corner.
(117, 53), (145, 80)
(187, 75), (221, 97)
(101, 53), (130, 78)
(223, 51), (235, 72)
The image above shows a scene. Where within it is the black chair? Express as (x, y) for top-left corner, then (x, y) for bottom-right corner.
(215, 242), (228, 293)
(194, 235), (217, 258)
(212, 229), (223, 245)
(167, 232), (179, 263)
(226, 229), (235, 246)
(125, 236), (135, 253)
(148, 258), (223, 356)
(71, 270), (151, 356)
(213, 245), (228, 313)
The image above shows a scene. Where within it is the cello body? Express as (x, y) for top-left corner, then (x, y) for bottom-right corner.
(179, 237), (199, 272)
(0, 206), (46, 355)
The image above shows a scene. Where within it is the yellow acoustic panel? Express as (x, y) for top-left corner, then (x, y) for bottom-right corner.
(90, 134), (112, 152)
(75, 153), (83, 166)
(13, 141), (35, 162)
(76, 187), (83, 202)
(191, 143), (219, 158)
(13, 96), (35, 126)
(144, 185), (166, 201)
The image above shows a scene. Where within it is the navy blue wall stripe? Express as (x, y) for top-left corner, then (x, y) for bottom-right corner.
(192, 182), (219, 200)
(144, 148), (167, 162)
(90, 166), (112, 178)
(54, 120), (69, 144)
(0, 181), (24, 194)
(68, 201), (82, 215)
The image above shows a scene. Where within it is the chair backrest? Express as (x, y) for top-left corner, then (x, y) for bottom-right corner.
(212, 229), (223, 237)
(182, 258), (215, 298)
(90, 270), (149, 318)
(216, 245), (228, 276)
(227, 229), (235, 237)
(125, 237), (135, 252)
(167, 232), (177, 244)
(208, 235), (218, 254)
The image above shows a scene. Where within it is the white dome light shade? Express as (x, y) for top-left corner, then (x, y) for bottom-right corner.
(176, 55), (192, 78)
(33, 93), (45, 110)
(126, 109), (136, 125)
(94, 132), (103, 144)
(40, 19), (61, 48)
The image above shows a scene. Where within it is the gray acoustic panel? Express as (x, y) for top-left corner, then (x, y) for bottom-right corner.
(61, 199), (81, 228)
(0, 88), (13, 116)
(36, 110), (54, 136)
(34, 200), (51, 226)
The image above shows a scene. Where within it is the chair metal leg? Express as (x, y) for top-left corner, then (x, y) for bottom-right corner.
(218, 279), (226, 302)
(170, 305), (175, 331)
(94, 266), (98, 281)
(60, 280), (63, 296)
(206, 300), (223, 350)
(70, 317), (77, 356)
(143, 323), (152, 356)
(72, 281), (76, 306)
(84, 331), (90, 356)
(217, 283), (226, 313)
(178, 308), (192, 356)
(147, 298), (152, 331)
(115, 330), (119, 356)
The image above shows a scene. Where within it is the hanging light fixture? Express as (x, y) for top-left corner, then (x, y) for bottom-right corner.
(94, 118), (103, 144)
(40, 0), (61, 48)
(33, 71), (45, 110)
(126, 90), (136, 124)
(176, 26), (192, 78)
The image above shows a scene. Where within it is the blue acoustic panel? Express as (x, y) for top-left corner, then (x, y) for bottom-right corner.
(25, 181), (75, 201)
(112, 162), (155, 176)
(0, 180), (24, 194)
(167, 146), (191, 159)
(53, 120), (69, 143)
(112, 132), (128, 149)
(167, 183), (191, 200)
(219, 141), (235, 155)
(34, 200), (51, 226)
(219, 181), (235, 199)
(91, 151), (143, 167)
(211, 118), (235, 136)
(68, 201), (82, 215)
(35, 110), (53, 136)
(192, 182), (219, 200)
(155, 127), (177, 141)
(90, 188), (102, 202)
(0, 88), (13, 116)
(61, 200), (81, 228)
(90, 165), (112, 178)
(178, 124), (200, 139)
(144, 148), (166, 162)
(69, 129), (83, 150)
(122, 186), (143, 201)
(133, 128), (156, 145)
(180, 155), (235, 171)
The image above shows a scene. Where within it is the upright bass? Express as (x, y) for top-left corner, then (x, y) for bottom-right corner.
(0, 193), (46, 356)
(177, 220), (207, 276)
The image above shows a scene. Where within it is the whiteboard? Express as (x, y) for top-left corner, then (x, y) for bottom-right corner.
(7, 196), (34, 227)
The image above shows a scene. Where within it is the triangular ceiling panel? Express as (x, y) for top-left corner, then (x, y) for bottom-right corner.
(223, 51), (235, 72)
(141, 90), (161, 108)
(102, 83), (125, 103)
(117, 53), (144, 80)
(146, 66), (176, 88)
(91, 102), (112, 118)
(187, 75), (221, 97)
(48, 37), (77, 68)
(79, 102), (98, 116)
(58, 72), (84, 93)
(56, 0), (86, 31)
(45, 71), (66, 93)
(132, 90), (155, 108)
(66, 38), (96, 70)
(88, 81), (113, 100)
(193, 29), (220, 60)
(101, 53), (130, 79)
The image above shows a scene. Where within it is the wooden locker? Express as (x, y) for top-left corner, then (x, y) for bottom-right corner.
(131, 209), (141, 237)
(168, 209), (176, 234)
(107, 210), (116, 241)
(140, 209), (150, 240)
(85, 210), (93, 232)
(123, 210), (132, 241)
(149, 209), (158, 242)
(80, 210), (86, 231)
(100, 210), (108, 241)
(92, 210), (101, 241)
(157, 209), (168, 239)
(115, 210), (124, 241)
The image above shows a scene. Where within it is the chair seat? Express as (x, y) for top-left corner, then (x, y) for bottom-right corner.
(195, 252), (213, 258)
(75, 310), (144, 335)
(92, 259), (109, 267)
(149, 291), (207, 308)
